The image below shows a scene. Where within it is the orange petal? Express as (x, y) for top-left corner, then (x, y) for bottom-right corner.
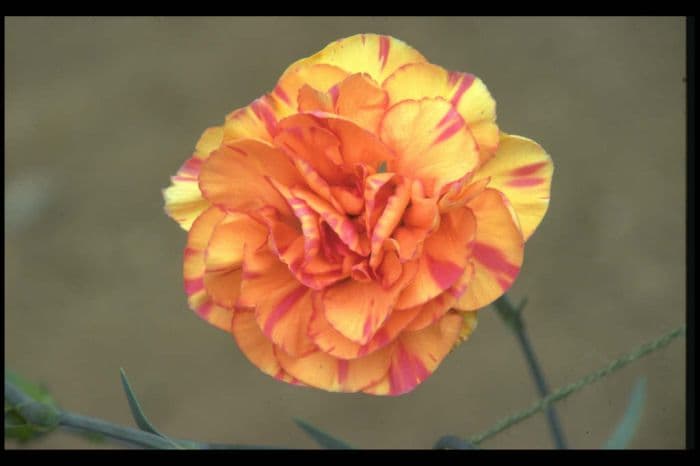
(472, 134), (553, 241)
(396, 207), (476, 309)
(231, 308), (299, 383)
(455, 188), (524, 311)
(438, 176), (490, 213)
(199, 139), (302, 218)
(276, 113), (393, 184)
(283, 34), (427, 87)
(238, 246), (317, 357)
(362, 311), (464, 396)
(363, 172), (396, 233)
(380, 98), (479, 197)
(203, 213), (267, 308)
(332, 73), (388, 133)
(183, 207), (234, 331)
(383, 63), (498, 163)
(369, 178), (411, 269)
(308, 291), (422, 360)
(403, 262), (474, 332)
(273, 63), (349, 116)
(275, 342), (392, 393)
(292, 187), (368, 256)
(298, 84), (334, 114)
(323, 115), (394, 170)
(322, 261), (418, 345)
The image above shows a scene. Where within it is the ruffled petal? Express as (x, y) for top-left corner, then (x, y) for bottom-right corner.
(203, 212), (267, 308)
(163, 157), (210, 231)
(274, 63), (349, 115)
(164, 127), (224, 230)
(362, 312), (464, 396)
(238, 246), (316, 357)
(455, 188), (524, 311)
(299, 73), (389, 134)
(402, 262), (474, 332)
(194, 126), (225, 159)
(472, 134), (553, 241)
(322, 261), (418, 345)
(182, 207), (234, 331)
(379, 98), (479, 197)
(275, 342), (393, 393)
(199, 139), (302, 219)
(275, 113), (393, 184)
(396, 207), (476, 309)
(231, 308), (302, 384)
(283, 34), (427, 86)
(224, 96), (280, 144)
(383, 63), (498, 163)
(308, 287), (422, 360)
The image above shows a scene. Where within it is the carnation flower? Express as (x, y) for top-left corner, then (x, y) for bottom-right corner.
(163, 34), (552, 395)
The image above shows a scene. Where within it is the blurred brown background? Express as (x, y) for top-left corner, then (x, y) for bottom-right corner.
(4, 17), (686, 449)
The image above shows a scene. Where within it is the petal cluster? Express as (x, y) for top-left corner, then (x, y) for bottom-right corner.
(163, 34), (553, 395)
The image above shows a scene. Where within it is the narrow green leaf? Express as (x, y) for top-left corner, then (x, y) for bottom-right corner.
(377, 161), (387, 173)
(433, 435), (476, 449)
(603, 377), (647, 449)
(293, 418), (353, 449)
(119, 368), (183, 449)
(119, 368), (162, 436)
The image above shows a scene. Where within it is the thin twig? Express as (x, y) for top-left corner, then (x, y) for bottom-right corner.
(493, 294), (567, 448)
(469, 324), (685, 446)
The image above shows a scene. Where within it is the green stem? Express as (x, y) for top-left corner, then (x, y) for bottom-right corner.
(58, 411), (180, 449)
(5, 379), (283, 449)
(469, 324), (685, 446)
(493, 294), (567, 448)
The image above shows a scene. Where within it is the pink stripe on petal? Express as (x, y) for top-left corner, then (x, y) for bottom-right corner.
(263, 286), (307, 335)
(197, 301), (214, 318)
(497, 276), (513, 291)
(507, 177), (545, 188)
(184, 277), (204, 295)
(379, 36), (391, 70)
(337, 359), (349, 385)
(389, 345), (431, 395)
(450, 73), (475, 107)
(426, 255), (464, 290)
(472, 242), (520, 279)
(273, 85), (292, 106)
(509, 161), (549, 177)
(251, 99), (278, 137)
(434, 121), (463, 145)
(328, 85), (340, 107)
(178, 157), (203, 177)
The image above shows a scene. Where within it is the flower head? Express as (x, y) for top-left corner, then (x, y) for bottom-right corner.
(163, 34), (553, 395)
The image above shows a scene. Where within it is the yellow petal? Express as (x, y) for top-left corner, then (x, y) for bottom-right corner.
(362, 312), (463, 396)
(455, 189), (524, 311)
(380, 98), (479, 197)
(473, 133), (553, 240)
(283, 34), (427, 86)
(383, 63), (498, 163)
(182, 207), (234, 331)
